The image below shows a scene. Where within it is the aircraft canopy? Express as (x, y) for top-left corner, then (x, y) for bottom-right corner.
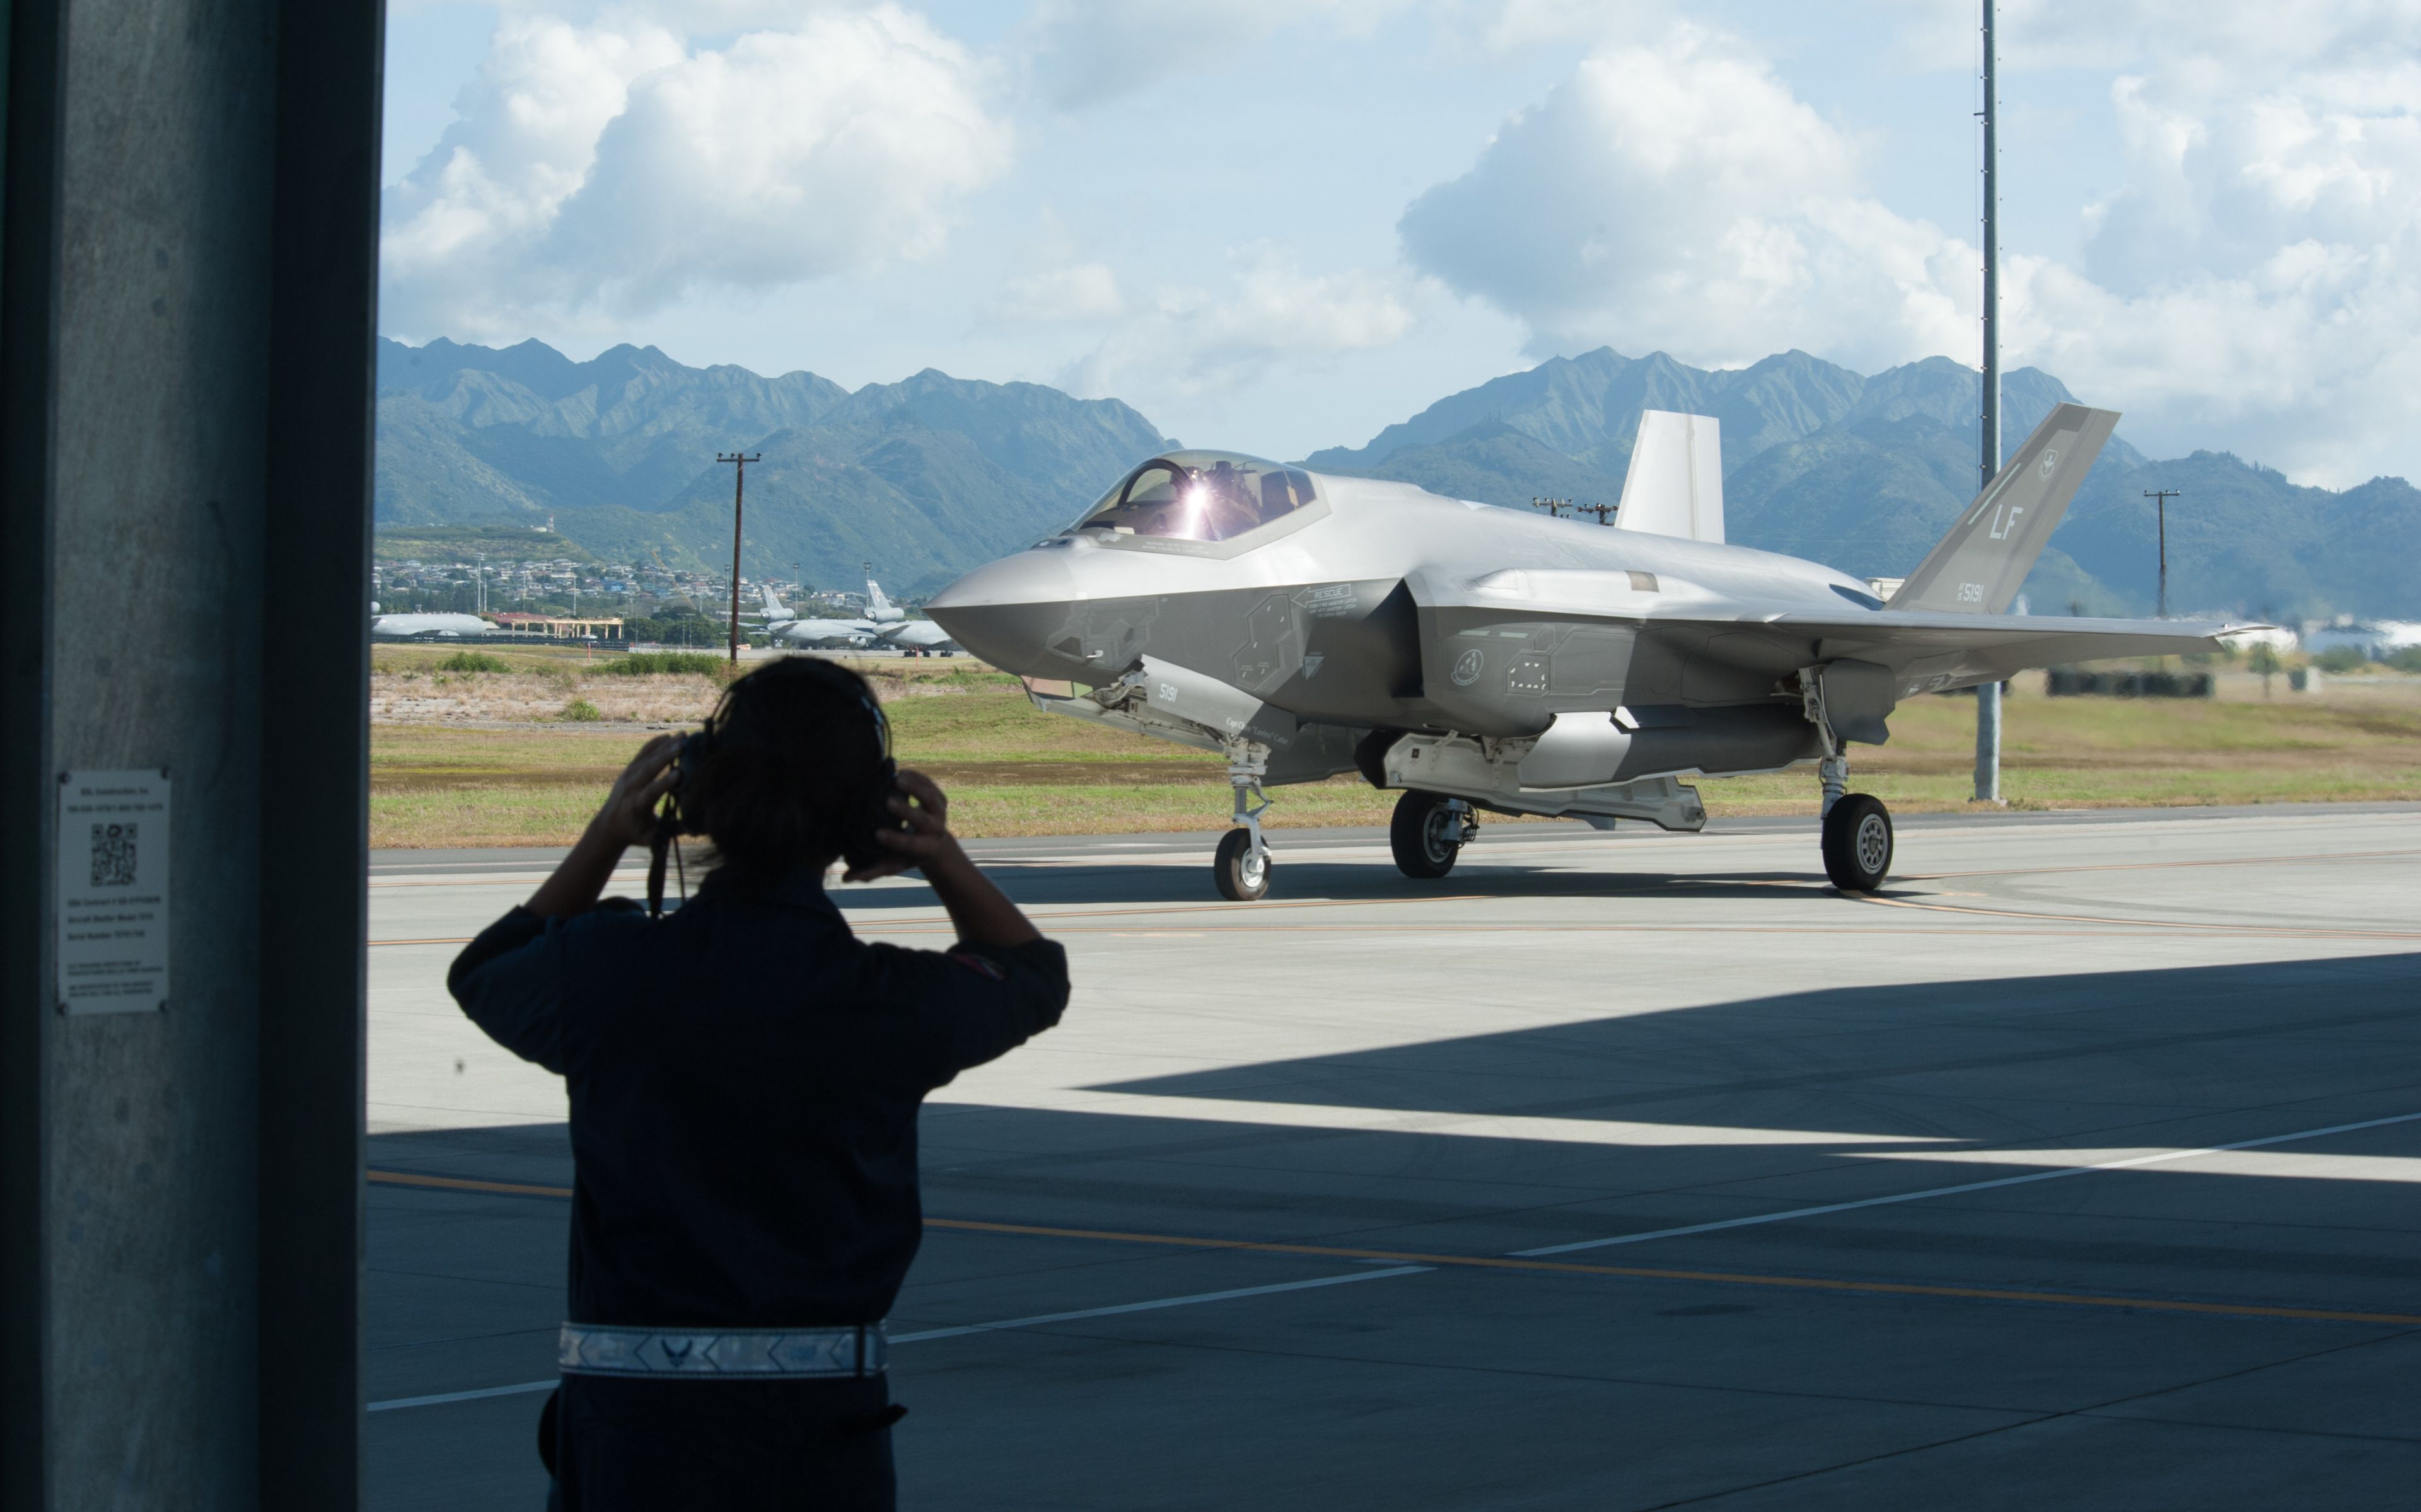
(1073, 451), (1321, 543)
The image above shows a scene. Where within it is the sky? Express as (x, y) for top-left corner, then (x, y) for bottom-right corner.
(380, 1), (2421, 486)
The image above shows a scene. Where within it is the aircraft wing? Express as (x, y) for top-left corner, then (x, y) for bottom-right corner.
(1642, 609), (2251, 696)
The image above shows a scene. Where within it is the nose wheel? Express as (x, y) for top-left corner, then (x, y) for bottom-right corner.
(1214, 828), (1270, 901)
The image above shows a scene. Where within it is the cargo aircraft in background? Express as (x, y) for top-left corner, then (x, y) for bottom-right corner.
(757, 572), (957, 653)
(369, 608), (495, 638)
(927, 407), (2262, 899)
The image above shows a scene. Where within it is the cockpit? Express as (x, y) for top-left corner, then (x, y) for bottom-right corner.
(1070, 451), (1322, 545)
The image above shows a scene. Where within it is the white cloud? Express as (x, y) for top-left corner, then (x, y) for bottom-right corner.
(993, 262), (1127, 323)
(1060, 246), (1422, 403)
(1405, 14), (2421, 483)
(1399, 25), (1976, 371)
(1022, 0), (1408, 107)
(381, 4), (1009, 338)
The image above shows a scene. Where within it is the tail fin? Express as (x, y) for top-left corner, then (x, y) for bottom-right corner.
(865, 574), (891, 613)
(760, 584), (792, 621)
(1889, 403), (2117, 615)
(1615, 410), (1724, 545)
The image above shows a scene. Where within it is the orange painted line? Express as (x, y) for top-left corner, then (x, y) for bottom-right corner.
(366, 1170), (2421, 1329)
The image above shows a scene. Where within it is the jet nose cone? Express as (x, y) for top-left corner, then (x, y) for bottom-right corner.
(926, 548), (1082, 674)
(928, 548), (1078, 613)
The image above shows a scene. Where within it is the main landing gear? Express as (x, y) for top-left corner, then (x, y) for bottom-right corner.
(1813, 747), (1893, 892)
(1390, 790), (1478, 879)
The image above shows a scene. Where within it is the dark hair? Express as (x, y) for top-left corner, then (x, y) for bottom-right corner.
(682, 658), (890, 884)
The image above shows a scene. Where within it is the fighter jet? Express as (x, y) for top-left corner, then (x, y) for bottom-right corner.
(927, 405), (2256, 900)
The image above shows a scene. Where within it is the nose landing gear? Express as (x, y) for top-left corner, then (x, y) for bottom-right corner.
(1213, 741), (1274, 901)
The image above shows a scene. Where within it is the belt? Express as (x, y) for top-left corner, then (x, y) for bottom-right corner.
(559, 1322), (888, 1379)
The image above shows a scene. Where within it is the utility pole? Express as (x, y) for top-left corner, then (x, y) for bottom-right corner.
(2144, 488), (2181, 616)
(718, 451), (761, 664)
(1973, 0), (2003, 806)
(1578, 502), (1616, 525)
(1530, 497), (1571, 518)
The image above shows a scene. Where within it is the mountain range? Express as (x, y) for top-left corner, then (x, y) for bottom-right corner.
(376, 337), (2420, 618)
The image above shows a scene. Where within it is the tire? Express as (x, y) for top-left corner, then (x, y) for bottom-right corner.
(1214, 827), (1270, 901)
(1390, 790), (1464, 879)
(1821, 793), (1893, 892)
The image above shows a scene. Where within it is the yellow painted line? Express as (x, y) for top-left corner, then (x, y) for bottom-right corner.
(369, 1169), (571, 1199)
(365, 1170), (2421, 1329)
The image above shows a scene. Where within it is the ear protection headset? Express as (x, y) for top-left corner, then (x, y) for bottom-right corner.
(646, 659), (900, 916)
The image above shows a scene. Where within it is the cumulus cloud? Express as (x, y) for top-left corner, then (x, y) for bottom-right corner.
(1021, 0), (1408, 107)
(1060, 246), (1422, 401)
(1405, 13), (2421, 482)
(1399, 25), (1976, 371)
(381, 4), (1009, 338)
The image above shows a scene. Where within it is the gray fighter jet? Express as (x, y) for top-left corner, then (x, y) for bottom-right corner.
(927, 405), (2253, 899)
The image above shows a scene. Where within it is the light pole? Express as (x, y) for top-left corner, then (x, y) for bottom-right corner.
(1973, 0), (2003, 806)
(2144, 488), (2181, 617)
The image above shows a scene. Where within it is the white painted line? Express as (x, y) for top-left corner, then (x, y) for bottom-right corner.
(366, 1266), (1429, 1413)
(890, 1264), (1431, 1342)
(1514, 1109), (2421, 1257)
(368, 1379), (557, 1413)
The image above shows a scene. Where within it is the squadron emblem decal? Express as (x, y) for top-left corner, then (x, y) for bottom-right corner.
(2038, 447), (2060, 479)
(1450, 649), (1485, 686)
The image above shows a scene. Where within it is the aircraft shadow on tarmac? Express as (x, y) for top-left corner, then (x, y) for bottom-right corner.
(840, 859), (1832, 911)
(373, 953), (2421, 1266)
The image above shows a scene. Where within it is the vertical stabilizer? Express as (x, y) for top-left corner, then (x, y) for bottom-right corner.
(759, 584), (792, 622)
(1615, 410), (1724, 544)
(1888, 403), (2117, 615)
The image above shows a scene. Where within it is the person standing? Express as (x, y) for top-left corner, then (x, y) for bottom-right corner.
(449, 659), (1068, 1508)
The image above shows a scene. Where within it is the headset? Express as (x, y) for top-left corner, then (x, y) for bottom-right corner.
(646, 660), (902, 916)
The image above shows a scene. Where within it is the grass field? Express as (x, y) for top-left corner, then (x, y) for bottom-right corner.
(368, 659), (2421, 848)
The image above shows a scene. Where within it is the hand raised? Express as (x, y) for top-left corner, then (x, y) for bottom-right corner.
(591, 733), (683, 849)
(841, 768), (965, 883)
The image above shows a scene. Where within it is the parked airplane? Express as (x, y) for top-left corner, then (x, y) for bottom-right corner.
(371, 609), (494, 638)
(757, 581), (959, 654)
(927, 407), (2258, 900)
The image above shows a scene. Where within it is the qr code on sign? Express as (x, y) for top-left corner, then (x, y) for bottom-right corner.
(90, 822), (137, 887)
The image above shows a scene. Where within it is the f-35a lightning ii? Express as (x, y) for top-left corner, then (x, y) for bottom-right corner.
(927, 405), (2254, 900)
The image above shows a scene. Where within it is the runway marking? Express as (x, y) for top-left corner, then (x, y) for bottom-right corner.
(1845, 891), (2421, 942)
(888, 1265), (1431, 1342)
(365, 1150), (2421, 1332)
(1515, 1107), (2421, 1256)
(367, 1265), (1428, 1412)
(1901, 846), (2421, 883)
(369, 1379), (559, 1412)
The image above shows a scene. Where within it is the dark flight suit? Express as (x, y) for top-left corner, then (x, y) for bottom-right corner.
(449, 865), (1069, 1510)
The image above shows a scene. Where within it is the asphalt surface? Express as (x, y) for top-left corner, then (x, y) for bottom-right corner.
(364, 803), (2421, 1509)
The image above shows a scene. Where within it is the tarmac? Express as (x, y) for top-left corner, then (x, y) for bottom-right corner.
(364, 802), (2421, 1509)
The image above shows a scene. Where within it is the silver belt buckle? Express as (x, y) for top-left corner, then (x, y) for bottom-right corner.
(559, 1322), (888, 1378)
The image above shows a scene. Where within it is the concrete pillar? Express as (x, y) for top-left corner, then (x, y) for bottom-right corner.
(1, 1), (383, 1506)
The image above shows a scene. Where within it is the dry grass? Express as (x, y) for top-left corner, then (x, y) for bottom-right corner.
(369, 664), (2421, 848)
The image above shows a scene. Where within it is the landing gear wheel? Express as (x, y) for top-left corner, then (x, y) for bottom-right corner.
(1391, 790), (1468, 879)
(1821, 793), (1893, 892)
(1214, 827), (1270, 901)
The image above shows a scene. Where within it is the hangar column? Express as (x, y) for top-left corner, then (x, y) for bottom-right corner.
(1, 1), (383, 1506)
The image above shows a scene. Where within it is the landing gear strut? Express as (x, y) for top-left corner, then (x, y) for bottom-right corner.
(1214, 741), (1274, 901)
(1390, 790), (1477, 879)
(1803, 669), (1894, 892)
